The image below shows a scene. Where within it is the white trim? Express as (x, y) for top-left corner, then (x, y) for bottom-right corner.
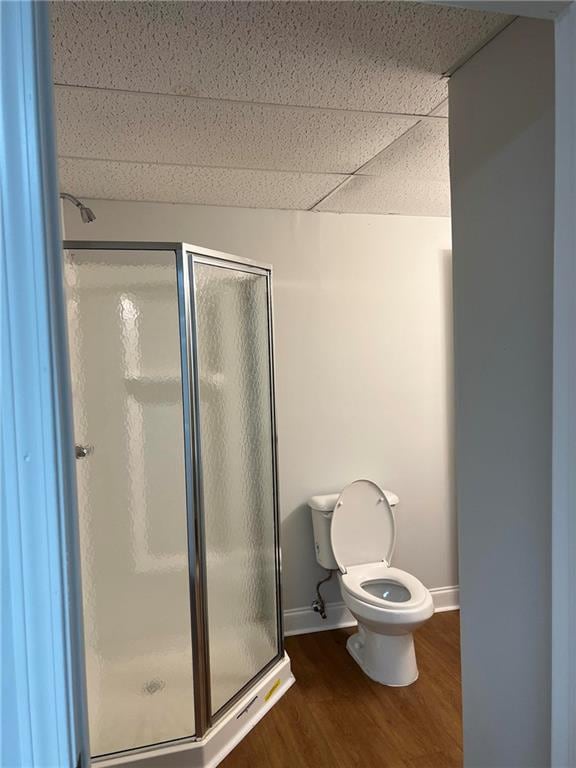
(0, 2), (89, 765)
(552, 5), (576, 766)
(284, 601), (357, 636)
(284, 586), (460, 637)
(430, 585), (460, 612)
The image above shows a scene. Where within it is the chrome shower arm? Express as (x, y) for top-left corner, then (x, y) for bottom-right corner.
(59, 192), (96, 223)
(60, 192), (83, 209)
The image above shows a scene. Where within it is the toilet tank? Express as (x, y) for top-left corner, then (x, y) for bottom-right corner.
(308, 488), (400, 570)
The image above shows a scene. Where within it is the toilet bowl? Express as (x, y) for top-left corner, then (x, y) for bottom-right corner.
(309, 479), (434, 686)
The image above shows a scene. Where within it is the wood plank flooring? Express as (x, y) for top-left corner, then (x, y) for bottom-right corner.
(221, 611), (462, 768)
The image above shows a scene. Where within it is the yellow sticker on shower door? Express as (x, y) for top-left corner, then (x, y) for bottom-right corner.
(264, 679), (281, 701)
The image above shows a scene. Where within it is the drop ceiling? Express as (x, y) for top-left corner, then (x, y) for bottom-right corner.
(51, 1), (511, 217)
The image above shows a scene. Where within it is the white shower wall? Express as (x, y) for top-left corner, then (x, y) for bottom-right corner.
(64, 202), (456, 615)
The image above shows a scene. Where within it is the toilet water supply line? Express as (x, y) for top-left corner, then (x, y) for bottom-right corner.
(312, 569), (334, 619)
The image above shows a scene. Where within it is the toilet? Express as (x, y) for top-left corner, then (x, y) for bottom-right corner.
(308, 479), (434, 686)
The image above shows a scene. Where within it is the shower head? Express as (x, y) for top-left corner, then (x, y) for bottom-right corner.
(60, 192), (96, 224)
(80, 204), (96, 223)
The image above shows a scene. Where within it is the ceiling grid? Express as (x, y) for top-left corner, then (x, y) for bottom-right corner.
(51, 1), (512, 216)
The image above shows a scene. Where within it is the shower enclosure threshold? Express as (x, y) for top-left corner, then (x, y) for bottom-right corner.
(94, 654), (294, 768)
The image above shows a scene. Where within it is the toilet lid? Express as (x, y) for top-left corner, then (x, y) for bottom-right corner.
(330, 479), (396, 573)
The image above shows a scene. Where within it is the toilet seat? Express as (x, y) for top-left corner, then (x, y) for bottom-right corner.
(331, 479), (396, 573)
(341, 564), (429, 610)
(331, 479), (430, 613)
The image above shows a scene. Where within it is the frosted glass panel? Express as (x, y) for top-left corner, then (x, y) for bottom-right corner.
(64, 249), (195, 756)
(194, 262), (279, 714)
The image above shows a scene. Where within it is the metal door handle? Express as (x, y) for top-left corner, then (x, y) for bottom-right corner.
(75, 444), (93, 459)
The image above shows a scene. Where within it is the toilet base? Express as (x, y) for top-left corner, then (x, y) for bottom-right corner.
(346, 626), (419, 686)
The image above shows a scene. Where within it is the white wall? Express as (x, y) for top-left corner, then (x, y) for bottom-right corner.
(450, 17), (554, 768)
(64, 202), (455, 612)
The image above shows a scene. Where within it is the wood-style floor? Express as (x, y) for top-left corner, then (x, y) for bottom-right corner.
(222, 611), (462, 768)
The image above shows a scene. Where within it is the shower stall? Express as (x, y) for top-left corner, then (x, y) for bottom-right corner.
(63, 241), (293, 767)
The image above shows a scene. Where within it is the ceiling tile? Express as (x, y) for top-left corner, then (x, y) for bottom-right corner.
(359, 119), (449, 183)
(51, 1), (510, 114)
(55, 87), (417, 174)
(315, 175), (450, 217)
(59, 158), (346, 210)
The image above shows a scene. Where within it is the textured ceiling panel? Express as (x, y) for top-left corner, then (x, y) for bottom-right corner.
(59, 158), (345, 210)
(55, 87), (418, 174)
(51, 1), (510, 114)
(429, 99), (449, 117)
(316, 175), (450, 217)
(359, 119), (449, 183)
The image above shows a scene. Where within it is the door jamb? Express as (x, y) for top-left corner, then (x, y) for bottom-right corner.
(0, 2), (90, 765)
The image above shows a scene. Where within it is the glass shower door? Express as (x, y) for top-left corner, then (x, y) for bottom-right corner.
(64, 248), (195, 756)
(193, 256), (281, 716)
(64, 241), (284, 757)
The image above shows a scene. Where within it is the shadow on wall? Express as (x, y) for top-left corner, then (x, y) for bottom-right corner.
(281, 501), (341, 609)
(442, 248), (459, 568)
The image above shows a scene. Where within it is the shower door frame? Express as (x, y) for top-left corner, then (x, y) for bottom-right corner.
(63, 241), (284, 754)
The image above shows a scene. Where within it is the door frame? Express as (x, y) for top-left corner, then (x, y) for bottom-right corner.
(550, 4), (576, 765)
(0, 2), (89, 766)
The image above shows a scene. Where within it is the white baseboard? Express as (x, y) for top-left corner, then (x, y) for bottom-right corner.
(284, 585), (459, 637)
(284, 600), (357, 636)
(430, 585), (460, 613)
